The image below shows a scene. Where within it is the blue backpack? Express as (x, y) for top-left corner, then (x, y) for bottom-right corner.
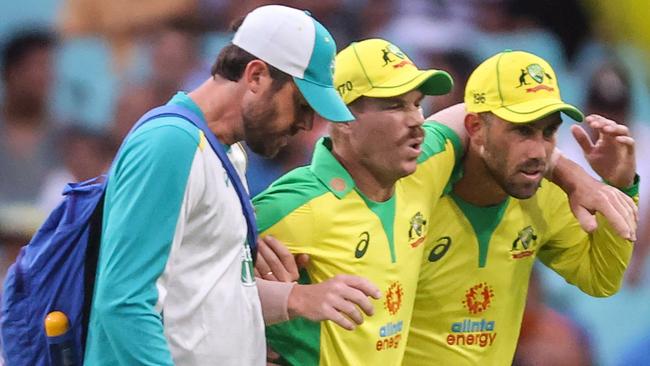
(1, 104), (258, 365)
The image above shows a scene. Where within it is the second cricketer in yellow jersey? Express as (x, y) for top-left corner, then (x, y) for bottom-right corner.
(404, 50), (638, 365)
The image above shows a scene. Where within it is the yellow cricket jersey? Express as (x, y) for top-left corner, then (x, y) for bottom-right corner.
(253, 122), (462, 366)
(404, 178), (639, 366)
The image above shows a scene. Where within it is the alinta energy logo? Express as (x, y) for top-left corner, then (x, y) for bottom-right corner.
(384, 281), (404, 315)
(376, 281), (404, 352)
(462, 282), (494, 314)
(447, 283), (497, 348)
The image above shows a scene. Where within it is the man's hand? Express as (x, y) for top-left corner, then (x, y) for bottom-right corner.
(552, 155), (637, 241)
(287, 275), (381, 331)
(255, 236), (309, 282)
(571, 114), (636, 188)
(567, 181), (638, 241)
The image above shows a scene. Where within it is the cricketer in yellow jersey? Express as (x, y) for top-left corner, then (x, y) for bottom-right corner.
(403, 50), (639, 366)
(254, 39), (460, 366)
(253, 42), (637, 366)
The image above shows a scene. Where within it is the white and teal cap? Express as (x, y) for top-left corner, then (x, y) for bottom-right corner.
(232, 5), (354, 122)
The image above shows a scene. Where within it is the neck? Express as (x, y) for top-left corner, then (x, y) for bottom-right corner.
(453, 146), (508, 206)
(187, 76), (245, 145)
(331, 144), (395, 202)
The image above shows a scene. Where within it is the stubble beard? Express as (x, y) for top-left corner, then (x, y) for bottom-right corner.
(242, 98), (281, 158)
(482, 144), (542, 200)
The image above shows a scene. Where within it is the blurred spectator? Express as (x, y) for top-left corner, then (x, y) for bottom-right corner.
(513, 270), (593, 366)
(57, 0), (198, 73)
(110, 83), (158, 147)
(507, 0), (591, 63)
(359, 0), (479, 67)
(209, 0), (355, 46)
(38, 124), (113, 211)
(354, 0), (396, 40)
(145, 19), (207, 104)
(426, 50), (477, 114)
(0, 30), (62, 206)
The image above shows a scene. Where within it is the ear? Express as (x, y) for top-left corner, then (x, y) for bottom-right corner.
(242, 60), (272, 94)
(464, 112), (485, 147)
(329, 119), (353, 139)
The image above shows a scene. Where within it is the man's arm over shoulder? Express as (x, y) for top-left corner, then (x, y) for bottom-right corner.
(425, 102), (468, 152)
(418, 104), (467, 196)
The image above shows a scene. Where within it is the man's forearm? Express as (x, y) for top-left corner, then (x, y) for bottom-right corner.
(257, 279), (296, 325)
(547, 151), (584, 193)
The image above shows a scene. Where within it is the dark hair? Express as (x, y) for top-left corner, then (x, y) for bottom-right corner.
(210, 17), (291, 92)
(160, 17), (202, 36)
(1, 29), (56, 80)
(211, 45), (291, 92)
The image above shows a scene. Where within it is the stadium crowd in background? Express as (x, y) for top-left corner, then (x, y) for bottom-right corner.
(0, 0), (648, 365)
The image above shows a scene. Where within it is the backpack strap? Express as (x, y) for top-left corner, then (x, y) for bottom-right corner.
(127, 104), (259, 263)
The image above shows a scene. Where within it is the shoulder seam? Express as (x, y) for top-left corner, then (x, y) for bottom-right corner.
(130, 119), (201, 146)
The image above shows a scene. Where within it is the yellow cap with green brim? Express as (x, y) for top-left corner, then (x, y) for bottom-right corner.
(334, 39), (453, 105)
(464, 50), (583, 123)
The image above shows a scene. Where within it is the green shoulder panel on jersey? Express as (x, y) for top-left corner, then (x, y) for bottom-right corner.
(266, 270), (320, 366)
(253, 166), (330, 233)
(418, 121), (463, 164)
(419, 121), (465, 194)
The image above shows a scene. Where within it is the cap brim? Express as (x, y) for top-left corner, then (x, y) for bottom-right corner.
(492, 98), (584, 124)
(294, 77), (355, 122)
(363, 69), (453, 99)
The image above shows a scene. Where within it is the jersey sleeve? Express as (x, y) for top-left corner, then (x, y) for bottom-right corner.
(536, 183), (636, 297)
(421, 121), (463, 165)
(89, 120), (199, 365)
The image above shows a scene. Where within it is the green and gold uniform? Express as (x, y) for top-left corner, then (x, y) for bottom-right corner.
(253, 122), (461, 366)
(404, 178), (638, 365)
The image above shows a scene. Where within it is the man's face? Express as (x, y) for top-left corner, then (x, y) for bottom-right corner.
(6, 46), (53, 103)
(348, 90), (425, 181)
(242, 81), (314, 158)
(479, 112), (562, 199)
